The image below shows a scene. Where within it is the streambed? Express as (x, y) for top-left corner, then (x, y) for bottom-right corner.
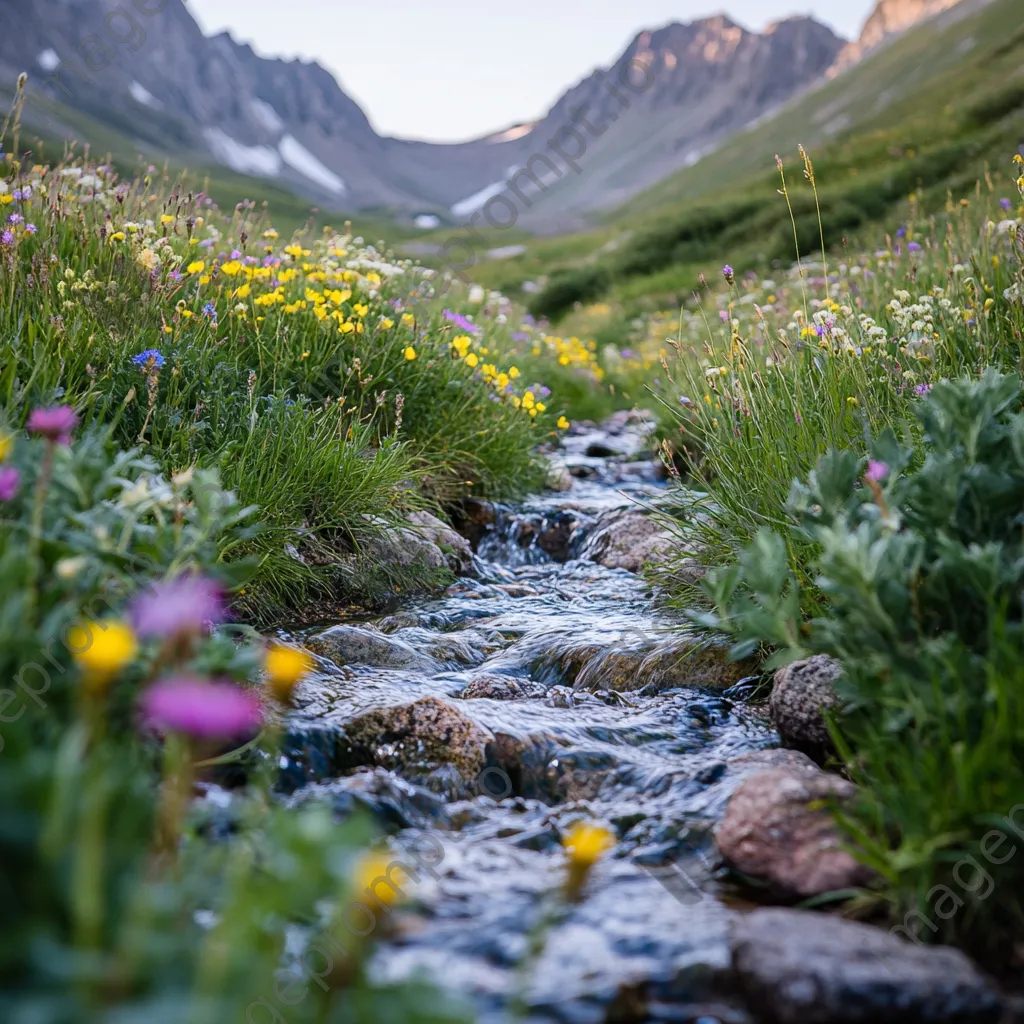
(268, 414), (783, 1022)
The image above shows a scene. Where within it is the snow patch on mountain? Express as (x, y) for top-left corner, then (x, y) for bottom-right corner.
(37, 49), (61, 72)
(203, 128), (283, 177)
(129, 81), (161, 109)
(251, 99), (284, 134)
(278, 135), (345, 194)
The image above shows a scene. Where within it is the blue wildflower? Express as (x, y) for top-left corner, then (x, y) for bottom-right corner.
(132, 349), (166, 369)
(1000, 198), (1013, 212)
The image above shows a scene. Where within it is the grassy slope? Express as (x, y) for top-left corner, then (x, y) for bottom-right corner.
(459, 0), (1024, 315)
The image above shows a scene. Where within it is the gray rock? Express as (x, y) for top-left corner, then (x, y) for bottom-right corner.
(771, 655), (844, 762)
(406, 510), (475, 575)
(731, 907), (1005, 1023)
(306, 624), (435, 672)
(578, 508), (677, 573)
(359, 517), (447, 574)
(715, 764), (874, 899)
(546, 465), (574, 492)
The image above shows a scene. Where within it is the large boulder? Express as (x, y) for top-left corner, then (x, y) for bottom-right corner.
(731, 908), (1005, 1023)
(714, 763), (874, 899)
(578, 508), (677, 573)
(771, 654), (844, 762)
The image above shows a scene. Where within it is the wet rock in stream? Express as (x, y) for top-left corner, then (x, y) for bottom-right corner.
(714, 761), (875, 899)
(731, 908), (1005, 1023)
(770, 654), (844, 763)
(578, 507), (679, 573)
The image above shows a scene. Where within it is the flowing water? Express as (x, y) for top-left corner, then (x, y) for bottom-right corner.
(277, 415), (780, 1024)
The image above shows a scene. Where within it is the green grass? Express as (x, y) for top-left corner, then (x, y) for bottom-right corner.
(0, 110), (565, 620)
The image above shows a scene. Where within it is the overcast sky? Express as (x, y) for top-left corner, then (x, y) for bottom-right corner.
(188, 0), (877, 142)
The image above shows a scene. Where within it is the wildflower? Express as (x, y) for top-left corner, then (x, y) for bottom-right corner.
(401, 312), (415, 328)
(557, 415), (570, 429)
(27, 405), (79, 445)
(0, 465), (19, 501)
(7, 212), (23, 224)
(864, 460), (889, 483)
(25, 224), (37, 234)
(908, 242), (921, 252)
(508, 366), (520, 379)
(1001, 198), (1013, 211)
(563, 821), (614, 899)
(846, 396), (859, 407)
(202, 302), (218, 323)
(352, 851), (410, 908)
(140, 677), (262, 739)
(380, 317), (394, 330)
(186, 260), (205, 275)
(68, 620), (138, 693)
(0, 229), (14, 246)
(131, 574), (224, 639)
(160, 214), (174, 225)
(132, 348), (166, 369)
(465, 352), (479, 368)
(443, 310), (479, 333)
(404, 346), (417, 361)
(265, 643), (315, 705)
(722, 265), (735, 285)
(914, 382), (933, 397)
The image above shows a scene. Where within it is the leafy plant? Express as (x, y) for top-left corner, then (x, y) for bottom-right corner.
(691, 370), (1024, 963)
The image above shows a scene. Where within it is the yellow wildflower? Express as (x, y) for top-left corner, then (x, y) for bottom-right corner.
(404, 346), (417, 361)
(452, 335), (471, 357)
(352, 850), (409, 908)
(563, 821), (614, 899)
(186, 260), (205, 275)
(0, 431), (13, 461)
(380, 318), (394, 330)
(508, 366), (520, 379)
(557, 416), (570, 430)
(340, 321), (355, 334)
(160, 214), (174, 225)
(220, 260), (242, 277)
(465, 352), (479, 368)
(265, 643), (314, 705)
(68, 620), (138, 694)
(401, 313), (415, 328)
(234, 283), (251, 299)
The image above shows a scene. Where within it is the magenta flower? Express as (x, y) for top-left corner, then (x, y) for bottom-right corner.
(865, 460), (889, 483)
(131, 574), (225, 638)
(27, 405), (79, 445)
(0, 466), (19, 501)
(140, 677), (262, 739)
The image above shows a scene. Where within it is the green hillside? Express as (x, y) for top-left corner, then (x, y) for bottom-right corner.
(451, 0), (1024, 319)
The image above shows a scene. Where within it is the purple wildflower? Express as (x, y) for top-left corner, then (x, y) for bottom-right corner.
(914, 382), (933, 397)
(27, 405), (79, 445)
(722, 264), (735, 284)
(865, 460), (889, 483)
(620, 348), (635, 359)
(0, 230), (14, 246)
(1000, 198), (1013, 212)
(443, 310), (480, 333)
(679, 396), (692, 406)
(511, 332), (529, 342)
(25, 224), (37, 235)
(12, 187), (30, 201)
(908, 241), (921, 252)
(896, 227), (907, 239)
(202, 302), (218, 324)
(7, 213), (23, 225)
(0, 466), (19, 502)
(132, 349), (166, 369)
(719, 310), (730, 323)
(140, 677), (262, 740)
(230, 249), (242, 259)
(131, 574), (225, 639)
